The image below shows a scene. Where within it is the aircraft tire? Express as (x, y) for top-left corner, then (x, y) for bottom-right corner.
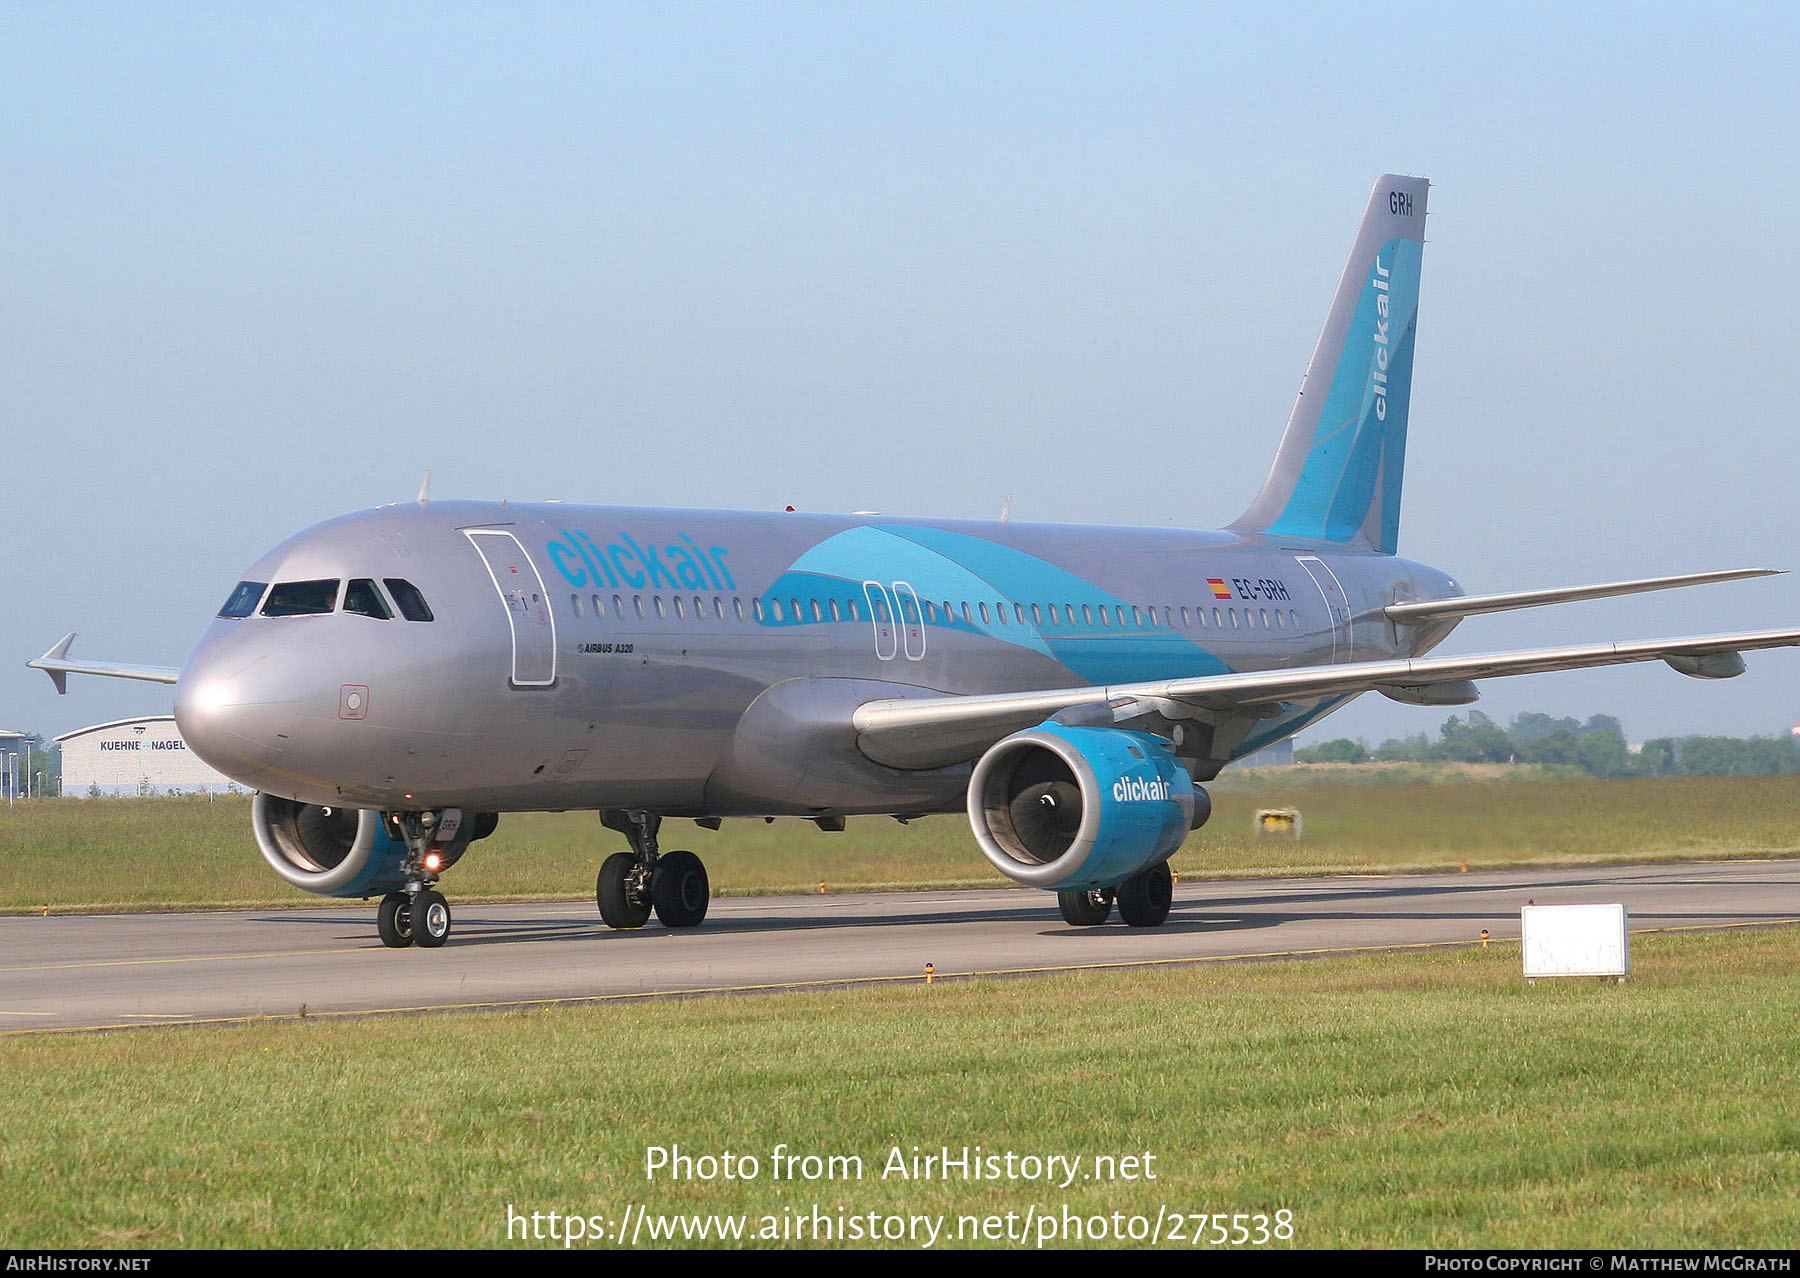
(377, 891), (414, 948)
(597, 852), (651, 929)
(1116, 861), (1173, 928)
(1057, 889), (1112, 926)
(414, 890), (453, 948)
(651, 850), (710, 929)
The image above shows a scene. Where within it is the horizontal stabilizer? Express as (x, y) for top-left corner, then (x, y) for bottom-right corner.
(853, 627), (1800, 769)
(1387, 568), (1783, 624)
(28, 633), (180, 695)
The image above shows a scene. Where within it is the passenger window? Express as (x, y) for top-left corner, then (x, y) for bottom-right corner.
(218, 581), (268, 619)
(612, 595), (624, 617)
(570, 593), (584, 619)
(655, 597), (668, 619)
(384, 579), (435, 622)
(848, 598), (861, 622)
(344, 580), (393, 619)
(263, 580), (340, 617)
(770, 599), (785, 622)
(592, 594), (605, 617)
(1030, 603), (1043, 626)
(672, 597), (684, 619)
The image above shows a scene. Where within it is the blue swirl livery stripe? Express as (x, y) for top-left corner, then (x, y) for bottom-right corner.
(767, 525), (1230, 685)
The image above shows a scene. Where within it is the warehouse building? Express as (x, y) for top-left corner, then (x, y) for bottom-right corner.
(56, 716), (236, 797)
(0, 729), (31, 799)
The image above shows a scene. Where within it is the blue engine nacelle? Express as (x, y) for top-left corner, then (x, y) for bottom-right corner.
(966, 724), (1208, 892)
(252, 794), (414, 897)
(252, 797), (496, 896)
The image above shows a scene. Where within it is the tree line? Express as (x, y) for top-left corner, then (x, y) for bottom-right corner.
(1296, 711), (1799, 777)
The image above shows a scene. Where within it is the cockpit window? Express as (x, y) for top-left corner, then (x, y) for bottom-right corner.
(384, 578), (435, 622)
(344, 579), (393, 619)
(218, 581), (267, 619)
(262, 579), (340, 617)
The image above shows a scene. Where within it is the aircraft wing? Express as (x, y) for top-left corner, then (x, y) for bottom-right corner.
(852, 627), (1800, 769)
(28, 633), (180, 694)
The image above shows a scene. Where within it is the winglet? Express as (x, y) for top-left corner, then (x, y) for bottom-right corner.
(32, 633), (76, 695)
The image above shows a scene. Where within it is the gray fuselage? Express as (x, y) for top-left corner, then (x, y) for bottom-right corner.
(171, 500), (1460, 818)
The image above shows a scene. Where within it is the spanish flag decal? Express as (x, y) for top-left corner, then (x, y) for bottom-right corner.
(1207, 578), (1233, 600)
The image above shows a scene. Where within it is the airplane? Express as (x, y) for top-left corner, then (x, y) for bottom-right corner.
(31, 173), (1799, 948)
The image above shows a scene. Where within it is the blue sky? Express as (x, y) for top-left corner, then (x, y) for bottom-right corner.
(5, 3), (1797, 747)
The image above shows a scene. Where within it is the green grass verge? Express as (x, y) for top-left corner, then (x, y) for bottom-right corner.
(3, 926), (1798, 1248)
(2, 773), (1798, 912)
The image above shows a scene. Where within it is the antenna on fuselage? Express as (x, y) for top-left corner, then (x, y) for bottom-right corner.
(1000, 492), (1013, 524)
(417, 469), (432, 507)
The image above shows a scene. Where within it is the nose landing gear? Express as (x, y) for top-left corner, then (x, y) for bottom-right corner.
(373, 811), (463, 948)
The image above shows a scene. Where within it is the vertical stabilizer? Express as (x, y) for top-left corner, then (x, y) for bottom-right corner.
(1230, 174), (1428, 554)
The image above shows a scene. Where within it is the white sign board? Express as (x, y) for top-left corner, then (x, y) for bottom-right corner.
(1521, 903), (1630, 979)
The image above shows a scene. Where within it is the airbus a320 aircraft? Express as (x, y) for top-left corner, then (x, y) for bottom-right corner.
(33, 175), (1798, 948)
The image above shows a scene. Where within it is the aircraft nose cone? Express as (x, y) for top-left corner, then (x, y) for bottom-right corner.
(174, 656), (300, 785)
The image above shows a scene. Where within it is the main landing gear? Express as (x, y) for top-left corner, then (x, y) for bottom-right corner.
(596, 810), (710, 930)
(374, 810), (475, 948)
(1056, 860), (1174, 929)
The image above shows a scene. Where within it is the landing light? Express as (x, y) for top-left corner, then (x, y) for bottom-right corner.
(424, 852), (443, 872)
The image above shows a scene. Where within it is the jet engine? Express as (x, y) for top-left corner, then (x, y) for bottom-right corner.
(966, 723), (1207, 892)
(252, 796), (495, 898)
(252, 795), (412, 897)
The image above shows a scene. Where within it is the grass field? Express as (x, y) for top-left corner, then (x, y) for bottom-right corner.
(3, 925), (1797, 1249)
(1, 771), (1797, 912)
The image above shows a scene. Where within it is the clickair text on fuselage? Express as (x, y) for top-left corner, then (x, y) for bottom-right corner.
(546, 531), (736, 593)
